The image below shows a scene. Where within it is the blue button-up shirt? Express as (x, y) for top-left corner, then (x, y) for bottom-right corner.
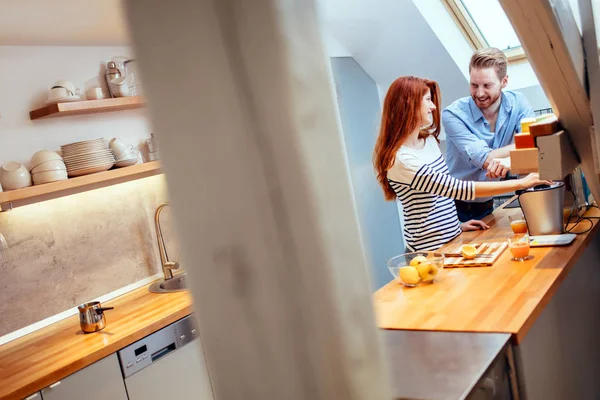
(442, 91), (534, 202)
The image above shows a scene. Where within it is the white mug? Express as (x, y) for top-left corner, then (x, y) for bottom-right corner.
(49, 87), (70, 100)
(109, 138), (134, 159)
(53, 79), (77, 94)
(85, 88), (106, 100)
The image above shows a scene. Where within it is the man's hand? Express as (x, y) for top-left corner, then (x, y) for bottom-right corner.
(482, 144), (515, 170)
(486, 157), (511, 179)
(460, 220), (490, 231)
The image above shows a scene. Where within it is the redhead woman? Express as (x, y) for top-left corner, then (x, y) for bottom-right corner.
(374, 76), (547, 251)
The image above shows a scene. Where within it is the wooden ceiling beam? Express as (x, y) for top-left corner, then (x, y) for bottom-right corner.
(579, 0), (600, 169)
(500, 0), (600, 202)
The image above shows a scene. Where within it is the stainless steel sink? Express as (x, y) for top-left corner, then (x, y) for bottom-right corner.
(149, 273), (188, 293)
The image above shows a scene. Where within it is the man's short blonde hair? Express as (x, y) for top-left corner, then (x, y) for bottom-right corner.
(469, 48), (508, 80)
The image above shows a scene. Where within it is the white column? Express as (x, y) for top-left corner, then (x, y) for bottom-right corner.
(123, 1), (391, 399)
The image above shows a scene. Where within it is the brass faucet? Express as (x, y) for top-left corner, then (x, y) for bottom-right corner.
(154, 202), (179, 280)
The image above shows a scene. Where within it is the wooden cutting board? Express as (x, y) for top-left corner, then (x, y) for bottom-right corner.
(444, 242), (508, 267)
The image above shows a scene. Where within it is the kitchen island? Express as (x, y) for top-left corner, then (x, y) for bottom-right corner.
(375, 202), (600, 399)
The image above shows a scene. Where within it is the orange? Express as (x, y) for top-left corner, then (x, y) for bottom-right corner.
(510, 220), (528, 234)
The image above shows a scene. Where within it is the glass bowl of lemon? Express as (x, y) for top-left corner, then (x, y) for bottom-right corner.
(387, 252), (445, 287)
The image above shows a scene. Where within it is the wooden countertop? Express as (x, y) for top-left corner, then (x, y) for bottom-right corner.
(0, 283), (193, 400)
(374, 201), (600, 344)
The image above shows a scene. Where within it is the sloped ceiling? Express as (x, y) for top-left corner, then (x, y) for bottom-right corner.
(317, 0), (469, 108)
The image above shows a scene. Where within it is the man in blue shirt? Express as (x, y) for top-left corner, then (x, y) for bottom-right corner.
(442, 48), (534, 222)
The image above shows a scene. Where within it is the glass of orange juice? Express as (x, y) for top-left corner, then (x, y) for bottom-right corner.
(508, 234), (532, 261)
(509, 214), (528, 234)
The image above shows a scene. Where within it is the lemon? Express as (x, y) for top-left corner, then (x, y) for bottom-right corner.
(416, 262), (439, 283)
(399, 266), (420, 285)
(461, 245), (477, 260)
(409, 255), (429, 267)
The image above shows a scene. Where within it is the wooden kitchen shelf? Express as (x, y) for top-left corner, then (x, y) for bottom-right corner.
(29, 96), (145, 120)
(0, 161), (161, 210)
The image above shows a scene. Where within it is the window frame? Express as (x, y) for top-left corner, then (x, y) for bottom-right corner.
(441, 0), (527, 63)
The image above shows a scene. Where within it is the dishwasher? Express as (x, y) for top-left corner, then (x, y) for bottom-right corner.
(118, 315), (214, 400)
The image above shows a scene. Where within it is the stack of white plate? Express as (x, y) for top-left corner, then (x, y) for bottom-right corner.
(61, 138), (115, 177)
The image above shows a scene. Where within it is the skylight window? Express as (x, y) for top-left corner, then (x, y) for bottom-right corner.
(442, 0), (526, 61)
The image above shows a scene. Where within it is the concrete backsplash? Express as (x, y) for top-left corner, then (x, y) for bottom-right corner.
(0, 174), (179, 336)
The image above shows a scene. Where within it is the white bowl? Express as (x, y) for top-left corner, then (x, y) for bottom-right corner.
(32, 169), (68, 185)
(1, 162), (32, 190)
(30, 150), (63, 170)
(31, 159), (67, 174)
(114, 152), (136, 162)
(115, 158), (139, 168)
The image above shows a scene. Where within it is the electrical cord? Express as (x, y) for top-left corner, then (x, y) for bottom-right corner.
(587, 204), (599, 217)
(563, 191), (595, 234)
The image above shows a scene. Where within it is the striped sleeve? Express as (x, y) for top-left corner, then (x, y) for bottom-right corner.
(409, 164), (475, 201)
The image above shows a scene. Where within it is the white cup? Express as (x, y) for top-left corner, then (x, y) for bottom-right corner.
(109, 138), (134, 159)
(49, 87), (69, 100)
(53, 79), (78, 95)
(85, 88), (106, 100)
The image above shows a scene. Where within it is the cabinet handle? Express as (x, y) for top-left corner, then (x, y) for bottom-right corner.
(49, 381), (61, 389)
(24, 394), (39, 400)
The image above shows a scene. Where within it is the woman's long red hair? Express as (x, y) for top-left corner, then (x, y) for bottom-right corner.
(374, 76), (442, 201)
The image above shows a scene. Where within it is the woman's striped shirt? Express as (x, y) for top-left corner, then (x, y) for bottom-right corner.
(387, 136), (476, 251)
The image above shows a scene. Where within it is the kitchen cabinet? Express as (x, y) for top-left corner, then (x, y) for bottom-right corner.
(41, 353), (127, 400)
(22, 392), (42, 400)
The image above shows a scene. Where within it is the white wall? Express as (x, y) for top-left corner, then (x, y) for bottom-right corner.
(0, 46), (150, 168)
(318, 0), (468, 111)
(506, 60), (540, 90)
(323, 31), (351, 57)
(412, 0), (472, 81)
(0, 0), (128, 45)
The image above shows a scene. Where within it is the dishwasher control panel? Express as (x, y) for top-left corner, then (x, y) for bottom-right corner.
(118, 314), (199, 378)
